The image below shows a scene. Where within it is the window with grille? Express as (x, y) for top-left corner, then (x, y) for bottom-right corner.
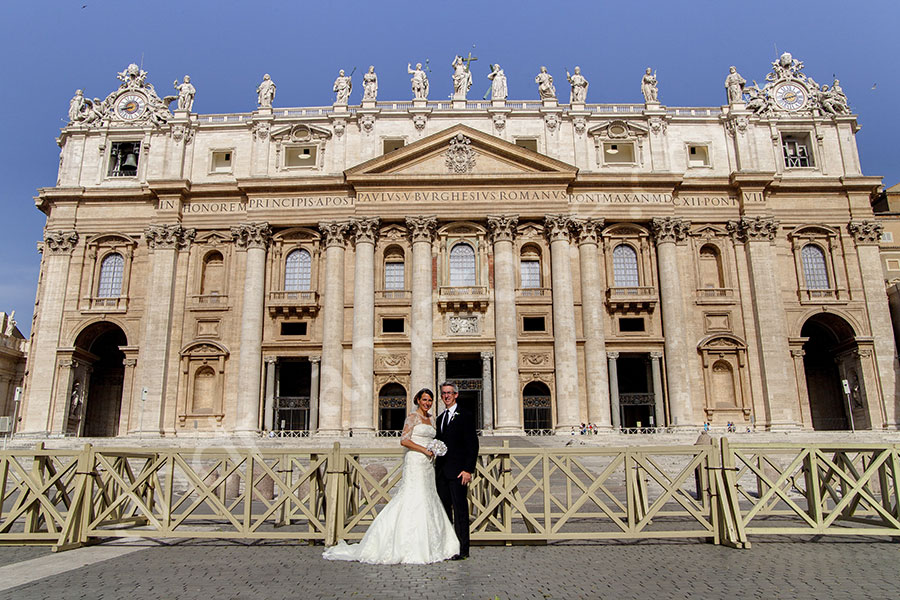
(520, 259), (541, 288)
(782, 135), (814, 168)
(612, 244), (639, 287)
(384, 261), (405, 290)
(449, 243), (476, 287)
(284, 249), (312, 291)
(97, 253), (124, 298)
(801, 244), (830, 289)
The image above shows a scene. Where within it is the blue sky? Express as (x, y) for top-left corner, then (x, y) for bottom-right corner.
(1, 0), (897, 335)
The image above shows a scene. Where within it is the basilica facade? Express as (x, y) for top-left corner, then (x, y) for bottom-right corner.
(18, 54), (898, 437)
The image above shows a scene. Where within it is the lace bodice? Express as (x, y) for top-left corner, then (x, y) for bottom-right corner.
(400, 412), (435, 443)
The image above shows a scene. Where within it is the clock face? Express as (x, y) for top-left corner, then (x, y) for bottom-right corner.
(116, 94), (146, 120)
(774, 83), (807, 111)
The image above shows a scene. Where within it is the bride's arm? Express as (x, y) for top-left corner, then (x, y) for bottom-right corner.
(399, 413), (434, 457)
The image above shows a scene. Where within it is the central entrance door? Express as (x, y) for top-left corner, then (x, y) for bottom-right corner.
(274, 359), (311, 433)
(446, 354), (483, 430)
(616, 354), (656, 429)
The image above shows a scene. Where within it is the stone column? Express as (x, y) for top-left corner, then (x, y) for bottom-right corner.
(406, 216), (437, 395)
(727, 216), (800, 429)
(481, 351), (494, 431)
(651, 217), (693, 427)
(435, 352), (448, 415)
(120, 355), (138, 436)
(488, 215), (521, 433)
(318, 221), (351, 435)
(21, 230), (77, 434)
(650, 351), (664, 428)
(572, 218), (612, 429)
(849, 221), (899, 428)
(134, 225), (195, 435)
(608, 353), (620, 429)
(231, 222), (271, 434)
(545, 215), (580, 432)
(309, 355), (321, 431)
(263, 357), (277, 431)
(50, 357), (78, 434)
(789, 348), (812, 428)
(349, 218), (380, 435)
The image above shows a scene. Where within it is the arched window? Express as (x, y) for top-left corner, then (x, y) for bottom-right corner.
(97, 253), (124, 298)
(523, 381), (552, 431)
(449, 243), (476, 287)
(284, 249), (312, 291)
(801, 244), (830, 289)
(384, 246), (405, 290)
(201, 251), (225, 295)
(612, 244), (639, 287)
(520, 245), (542, 289)
(698, 245), (724, 288)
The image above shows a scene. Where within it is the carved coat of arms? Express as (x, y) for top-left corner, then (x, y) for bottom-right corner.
(445, 134), (476, 174)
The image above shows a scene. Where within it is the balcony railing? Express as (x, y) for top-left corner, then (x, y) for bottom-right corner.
(799, 288), (844, 303)
(438, 286), (489, 311)
(517, 287), (550, 297)
(606, 286), (657, 309)
(189, 293), (229, 309)
(375, 289), (412, 302)
(695, 287), (735, 304)
(268, 290), (319, 316)
(84, 296), (127, 311)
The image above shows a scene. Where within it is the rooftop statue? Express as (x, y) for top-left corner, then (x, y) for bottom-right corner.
(768, 52), (806, 82)
(408, 62), (429, 100)
(819, 81), (850, 115)
(535, 66), (556, 100)
(641, 67), (658, 103)
(451, 55), (473, 100)
(173, 75), (195, 112)
(68, 89), (87, 123)
(362, 66), (378, 101)
(724, 66), (745, 104)
(333, 69), (352, 105)
(257, 74), (276, 108)
(566, 66), (589, 104)
(487, 64), (507, 101)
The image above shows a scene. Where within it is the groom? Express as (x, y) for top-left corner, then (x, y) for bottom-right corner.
(435, 381), (479, 560)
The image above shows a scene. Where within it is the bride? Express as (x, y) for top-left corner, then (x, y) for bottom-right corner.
(322, 388), (460, 564)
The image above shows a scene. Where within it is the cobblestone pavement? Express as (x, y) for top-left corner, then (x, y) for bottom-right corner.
(1, 539), (899, 599)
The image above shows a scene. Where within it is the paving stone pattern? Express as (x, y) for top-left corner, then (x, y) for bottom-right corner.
(1, 540), (899, 600)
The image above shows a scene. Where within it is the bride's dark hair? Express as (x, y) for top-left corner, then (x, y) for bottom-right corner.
(413, 388), (434, 406)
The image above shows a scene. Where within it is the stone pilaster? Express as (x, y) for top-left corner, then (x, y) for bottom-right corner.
(789, 348), (812, 428)
(607, 352), (620, 429)
(309, 355), (321, 431)
(435, 352), (448, 415)
(21, 230), (77, 434)
(231, 222), (271, 434)
(406, 216), (437, 396)
(487, 214), (520, 433)
(133, 224), (195, 436)
(651, 217), (693, 427)
(544, 215), (580, 432)
(650, 351), (664, 427)
(263, 357), (277, 431)
(318, 221), (351, 435)
(571, 217), (611, 429)
(350, 217), (380, 435)
(481, 351), (494, 431)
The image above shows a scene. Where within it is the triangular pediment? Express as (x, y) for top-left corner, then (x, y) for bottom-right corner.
(345, 125), (576, 185)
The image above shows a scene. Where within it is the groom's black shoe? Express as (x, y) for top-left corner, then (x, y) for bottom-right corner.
(450, 553), (468, 561)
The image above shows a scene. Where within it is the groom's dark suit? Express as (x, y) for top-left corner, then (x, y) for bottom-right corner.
(434, 403), (479, 557)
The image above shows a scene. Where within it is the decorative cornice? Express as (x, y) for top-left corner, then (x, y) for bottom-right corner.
(230, 222), (271, 250)
(544, 215), (573, 242)
(405, 215), (438, 243)
(650, 217), (690, 245)
(726, 216), (779, 243)
(43, 230), (79, 255)
(318, 221), (352, 248)
(487, 215), (519, 243)
(570, 217), (605, 245)
(351, 217), (381, 245)
(848, 220), (883, 245)
(144, 224), (196, 250)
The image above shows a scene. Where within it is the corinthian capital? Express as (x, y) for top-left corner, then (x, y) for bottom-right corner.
(351, 217), (381, 245)
(570, 217), (605, 245)
(544, 215), (573, 242)
(230, 222), (271, 250)
(405, 215), (438, 243)
(318, 220), (351, 248)
(487, 215), (519, 243)
(726, 216), (779, 243)
(848, 220), (884, 245)
(650, 217), (690, 245)
(144, 224), (196, 250)
(43, 230), (79, 255)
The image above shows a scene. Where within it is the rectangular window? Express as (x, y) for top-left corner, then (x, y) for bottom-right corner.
(108, 141), (140, 177)
(523, 316), (546, 332)
(515, 138), (538, 152)
(603, 142), (636, 164)
(281, 322), (308, 336)
(384, 262), (405, 290)
(383, 139), (405, 154)
(284, 145), (318, 168)
(782, 135), (814, 168)
(382, 317), (405, 333)
(619, 317), (646, 333)
(520, 260), (541, 288)
(688, 145), (710, 168)
(886, 259), (900, 271)
(211, 150), (233, 173)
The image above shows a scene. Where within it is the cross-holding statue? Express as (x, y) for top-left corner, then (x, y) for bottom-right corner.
(333, 68), (353, 105)
(451, 53), (475, 100)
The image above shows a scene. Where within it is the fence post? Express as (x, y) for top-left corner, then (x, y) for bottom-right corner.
(324, 442), (343, 546)
(54, 443), (94, 552)
(714, 437), (749, 549)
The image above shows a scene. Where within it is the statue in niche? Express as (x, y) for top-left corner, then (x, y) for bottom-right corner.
(724, 66), (745, 104)
(566, 66), (589, 103)
(535, 66), (556, 100)
(173, 75), (196, 111)
(362, 66), (378, 101)
(68, 89), (87, 123)
(641, 67), (658, 102)
(333, 69), (352, 104)
(408, 62), (429, 100)
(256, 73), (276, 108)
(487, 64), (507, 100)
(70, 381), (82, 413)
(451, 55), (473, 100)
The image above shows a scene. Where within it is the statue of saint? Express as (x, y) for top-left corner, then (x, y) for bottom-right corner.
(487, 64), (507, 100)
(724, 66), (745, 104)
(4, 311), (15, 336)
(744, 82), (769, 114)
(408, 62), (429, 100)
(173, 75), (196, 111)
(566, 66), (589, 104)
(641, 67), (658, 103)
(333, 69), (352, 105)
(820, 84), (850, 115)
(451, 55), (472, 100)
(535, 66), (556, 100)
(362, 66), (378, 101)
(68, 89), (86, 123)
(257, 74), (276, 108)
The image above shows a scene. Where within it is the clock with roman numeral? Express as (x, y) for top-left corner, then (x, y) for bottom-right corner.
(116, 93), (146, 120)
(773, 83), (807, 111)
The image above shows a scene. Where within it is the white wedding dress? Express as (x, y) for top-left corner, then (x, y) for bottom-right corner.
(322, 413), (460, 564)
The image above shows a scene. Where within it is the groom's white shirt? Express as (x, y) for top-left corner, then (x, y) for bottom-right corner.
(442, 404), (457, 429)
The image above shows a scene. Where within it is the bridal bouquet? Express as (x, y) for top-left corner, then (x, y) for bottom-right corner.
(426, 439), (448, 458)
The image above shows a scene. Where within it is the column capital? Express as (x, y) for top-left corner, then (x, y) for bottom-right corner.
(544, 214), (573, 242)
(649, 351), (663, 360)
(790, 348), (805, 358)
(264, 356), (278, 364)
(434, 352), (449, 361)
(43, 230), (79, 255)
(351, 217), (381, 245)
(308, 355), (321, 364)
(570, 217), (605, 246)
(487, 215), (519, 243)
(318, 220), (352, 248)
(231, 222), (272, 250)
(607, 351), (620, 360)
(848, 220), (883, 246)
(123, 358), (138, 367)
(650, 217), (690, 245)
(480, 351), (494, 360)
(405, 215), (438, 243)
(726, 216), (779, 243)
(145, 223), (196, 250)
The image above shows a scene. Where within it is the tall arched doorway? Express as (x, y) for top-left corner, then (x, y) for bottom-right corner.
(73, 322), (127, 437)
(378, 383), (407, 433)
(800, 313), (870, 430)
(522, 382), (552, 432)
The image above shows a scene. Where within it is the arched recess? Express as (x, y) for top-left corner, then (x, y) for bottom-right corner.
(178, 340), (229, 429)
(378, 383), (407, 433)
(522, 381), (553, 431)
(70, 321), (129, 437)
(697, 334), (751, 425)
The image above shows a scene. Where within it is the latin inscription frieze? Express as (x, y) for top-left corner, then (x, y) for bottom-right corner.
(173, 196), (354, 213)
